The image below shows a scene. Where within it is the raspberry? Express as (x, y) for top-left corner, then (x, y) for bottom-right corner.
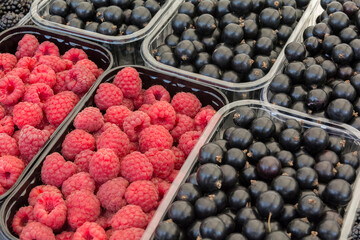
(0, 70), (3, 78)
(15, 35), (40, 59)
(96, 127), (130, 158)
(28, 185), (62, 206)
(56, 231), (74, 240)
(0, 116), (14, 136)
(66, 64), (96, 94)
(110, 228), (144, 240)
(54, 71), (68, 94)
(96, 216), (110, 229)
(34, 41), (60, 59)
(33, 192), (67, 230)
(22, 83), (54, 109)
(74, 150), (94, 172)
(123, 111), (151, 141)
(0, 75), (25, 105)
(171, 146), (186, 170)
(97, 177), (129, 212)
(167, 169), (179, 182)
(148, 101), (176, 130)
(38, 55), (67, 73)
(19, 222), (56, 240)
(171, 114), (195, 142)
(93, 123), (119, 141)
(13, 102), (43, 129)
(178, 131), (202, 156)
(64, 59), (73, 70)
(104, 105), (132, 130)
(0, 133), (19, 156)
(120, 151), (153, 182)
(200, 105), (215, 112)
(62, 48), (88, 64)
(132, 89), (145, 109)
(42, 124), (56, 135)
(16, 57), (37, 72)
(94, 83), (123, 111)
(28, 64), (57, 88)
(122, 98), (134, 111)
(72, 222), (106, 240)
(0, 53), (17, 73)
(66, 190), (101, 229)
(0, 184), (5, 195)
(138, 103), (152, 115)
(41, 152), (77, 187)
(0, 105), (4, 119)
(129, 142), (139, 152)
(144, 85), (170, 104)
(171, 92), (202, 118)
(62, 172), (96, 198)
(75, 59), (101, 78)
(89, 148), (120, 184)
(0, 155), (24, 189)
(18, 126), (51, 162)
(61, 129), (95, 161)
(145, 149), (175, 179)
(45, 91), (79, 126)
(194, 108), (216, 131)
(139, 125), (173, 153)
(113, 67), (142, 98)
(110, 205), (148, 230)
(7, 67), (30, 82)
(124, 180), (159, 212)
(73, 107), (104, 133)
(12, 206), (34, 236)
(152, 178), (171, 199)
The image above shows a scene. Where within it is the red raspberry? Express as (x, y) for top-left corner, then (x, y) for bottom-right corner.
(104, 105), (132, 130)
(34, 41), (60, 59)
(144, 85), (170, 104)
(61, 129), (95, 161)
(129, 142), (139, 152)
(171, 146), (186, 170)
(12, 206), (34, 236)
(0, 133), (19, 156)
(110, 228), (144, 240)
(123, 111), (151, 141)
(19, 126), (51, 162)
(13, 102), (43, 129)
(62, 48), (88, 64)
(0, 105), (5, 119)
(113, 67), (142, 98)
(151, 178), (171, 199)
(93, 123), (119, 141)
(66, 190), (101, 229)
(28, 185), (62, 206)
(201, 105), (215, 112)
(63, 59), (73, 70)
(167, 169), (179, 183)
(0, 70), (3, 78)
(43, 124), (56, 135)
(62, 172), (96, 198)
(75, 59), (101, 78)
(23, 83), (54, 109)
(74, 149), (94, 172)
(33, 192), (67, 230)
(38, 55), (67, 73)
(148, 101), (176, 130)
(41, 152), (77, 187)
(178, 131), (202, 156)
(66, 64), (96, 94)
(0, 155), (24, 188)
(110, 205), (148, 230)
(73, 107), (104, 133)
(124, 180), (159, 212)
(56, 231), (74, 240)
(96, 216), (110, 229)
(0, 75), (25, 105)
(171, 92), (202, 118)
(122, 98), (134, 111)
(138, 103), (152, 115)
(0, 53), (17, 73)
(0, 184), (5, 195)
(139, 125), (173, 153)
(171, 114), (195, 142)
(145, 149), (175, 179)
(132, 89), (145, 109)
(120, 151), (153, 182)
(0, 116), (14, 136)
(73, 222), (106, 240)
(7, 67), (30, 83)
(96, 127), (130, 158)
(94, 83), (123, 111)
(89, 148), (120, 184)
(54, 70), (68, 94)
(194, 108), (216, 131)
(19, 221), (56, 240)
(16, 57), (37, 72)
(97, 177), (129, 212)
(28, 64), (56, 88)
(15, 34), (40, 59)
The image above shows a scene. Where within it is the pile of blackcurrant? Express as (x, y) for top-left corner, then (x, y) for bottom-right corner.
(267, 0), (360, 130)
(44, 0), (166, 36)
(152, 0), (311, 83)
(351, 209), (360, 239)
(154, 105), (358, 240)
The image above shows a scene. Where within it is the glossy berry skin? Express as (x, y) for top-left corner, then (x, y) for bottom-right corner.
(200, 216), (226, 240)
(256, 190), (284, 219)
(285, 42), (306, 62)
(257, 156), (281, 180)
(317, 220), (341, 240)
(228, 128), (253, 149)
(176, 183), (201, 204)
(279, 128), (301, 152)
(50, 0), (69, 17)
(303, 127), (329, 154)
(195, 196), (217, 219)
(336, 164), (356, 183)
(287, 218), (311, 239)
(196, 163), (223, 192)
(251, 117), (275, 140)
(323, 179), (352, 206)
(199, 143), (224, 165)
(314, 161), (335, 183)
(155, 220), (181, 240)
(233, 106), (256, 128)
(242, 219), (266, 240)
(271, 175), (299, 202)
(168, 201), (195, 227)
(75, 2), (95, 20)
(326, 98), (354, 123)
(224, 148), (247, 170)
(296, 167), (318, 190)
(297, 195), (324, 221)
(229, 189), (251, 211)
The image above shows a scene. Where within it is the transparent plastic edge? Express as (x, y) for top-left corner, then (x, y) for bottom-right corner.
(140, 0), (320, 93)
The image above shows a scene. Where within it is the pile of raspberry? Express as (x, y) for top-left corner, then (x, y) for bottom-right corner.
(11, 67), (216, 240)
(0, 34), (103, 196)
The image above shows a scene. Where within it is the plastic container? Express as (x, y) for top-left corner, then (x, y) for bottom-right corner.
(141, 100), (360, 240)
(141, 0), (320, 102)
(30, 0), (176, 66)
(0, 65), (228, 240)
(0, 26), (113, 203)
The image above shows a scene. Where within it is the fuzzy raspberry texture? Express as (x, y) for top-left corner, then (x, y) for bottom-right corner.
(152, 178), (171, 199)
(113, 67), (142, 98)
(97, 177), (129, 212)
(54, 70), (68, 94)
(89, 148), (120, 184)
(66, 64), (96, 94)
(0, 75), (25, 105)
(144, 85), (170, 104)
(111, 205), (148, 230)
(178, 131), (202, 156)
(61, 129), (96, 161)
(132, 89), (145, 109)
(76, 59), (102, 78)
(7, 67), (30, 82)
(41, 153), (77, 187)
(73, 222), (107, 240)
(148, 101), (176, 130)
(22, 83), (54, 109)
(123, 111), (151, 141)
(28, 185), (62, 206)
(145, 149), (175, 179)
(74, 150), (94, 173)
(171, 147), (186, 170)
(12, 206), (34, 236)
(0, 53), (17, 73)
(0, 116), (15, 136)
(16, 57), (37, 72)
(125, 180), (159, 212)
(62, 48), (88, 65)
(171, 114), (195, 142)
(13, 102), (43, 129)
(96, 127), (130, 158)
(139, 125), (173, 153)
(171, 92), (202, 118)
(38, 55), (67, 73)
(16, 34), (40, 59)
(94, 83), (123, 111)
(28, 64), (57, 88)
(194, 108), (217, 131)
(0, 155), (24, 189)
(0, 105), (5, 119)
(55, 231), (74, 240)
(110, 228), (144, 240)
(104, 105), (132, 130)
(0, 133), (19, 156)
(20, 222), (56, 240)
(120, 151), (153, 182)
(74, 107), (104, 133)
(122, 98), (134, 111)
(34, 41), (60, 59)
(61, 172), (96, 198)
